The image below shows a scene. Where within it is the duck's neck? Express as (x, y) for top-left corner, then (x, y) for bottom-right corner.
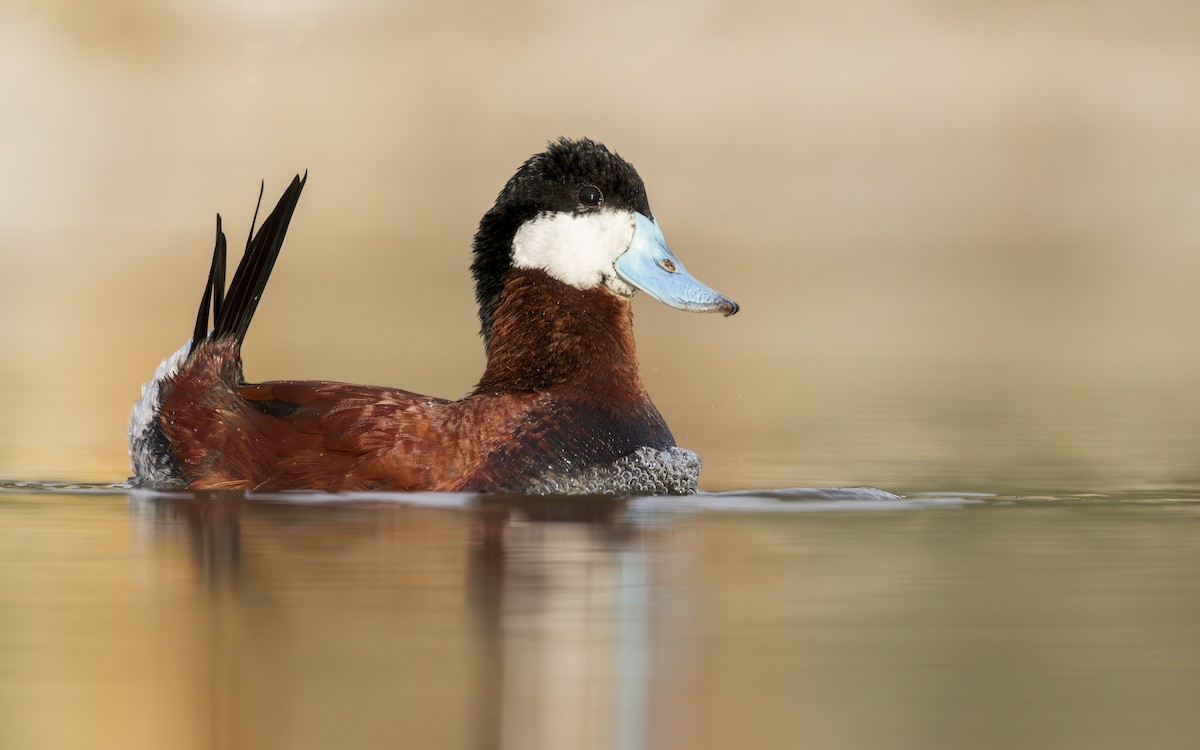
(472, 269), (647, 398)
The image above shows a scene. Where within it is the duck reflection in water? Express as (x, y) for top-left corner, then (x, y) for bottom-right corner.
(131, 492), (656, 750)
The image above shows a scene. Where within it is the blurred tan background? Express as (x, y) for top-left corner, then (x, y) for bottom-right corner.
(2, 0), (1199, 490)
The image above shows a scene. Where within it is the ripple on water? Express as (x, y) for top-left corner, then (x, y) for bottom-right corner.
(0, 479), (971, 512)
(4, 479), (1200, 513)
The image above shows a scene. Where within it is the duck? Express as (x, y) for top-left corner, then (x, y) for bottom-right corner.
(129, 138), (738, 494)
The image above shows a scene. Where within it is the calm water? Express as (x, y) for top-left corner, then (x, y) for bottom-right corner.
(2, 483), (1199, 750)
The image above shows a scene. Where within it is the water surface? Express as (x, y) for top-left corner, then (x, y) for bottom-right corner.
(2, 484), (1198, 750)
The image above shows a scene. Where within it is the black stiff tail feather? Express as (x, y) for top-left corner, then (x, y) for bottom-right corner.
(190, 215), (227, 355)
(213, 215), (226, 325)
(189, 173), (307, 357)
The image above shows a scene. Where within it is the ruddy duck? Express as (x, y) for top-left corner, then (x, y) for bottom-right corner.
(130, 139), (738, 494)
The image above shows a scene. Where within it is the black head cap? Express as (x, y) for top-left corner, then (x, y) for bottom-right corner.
(471, 138), (653, 340)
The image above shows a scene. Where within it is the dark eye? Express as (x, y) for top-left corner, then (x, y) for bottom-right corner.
(578, 185), (603, 207)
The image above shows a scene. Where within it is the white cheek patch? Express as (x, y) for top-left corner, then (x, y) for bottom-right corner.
(511, 209), (637, 293)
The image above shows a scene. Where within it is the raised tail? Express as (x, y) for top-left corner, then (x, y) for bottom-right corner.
(191, 173), (307, 356)
(130, 174), (306, 487)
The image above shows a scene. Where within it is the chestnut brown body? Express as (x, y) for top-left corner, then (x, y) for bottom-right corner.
(157, 270), (673, 491)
